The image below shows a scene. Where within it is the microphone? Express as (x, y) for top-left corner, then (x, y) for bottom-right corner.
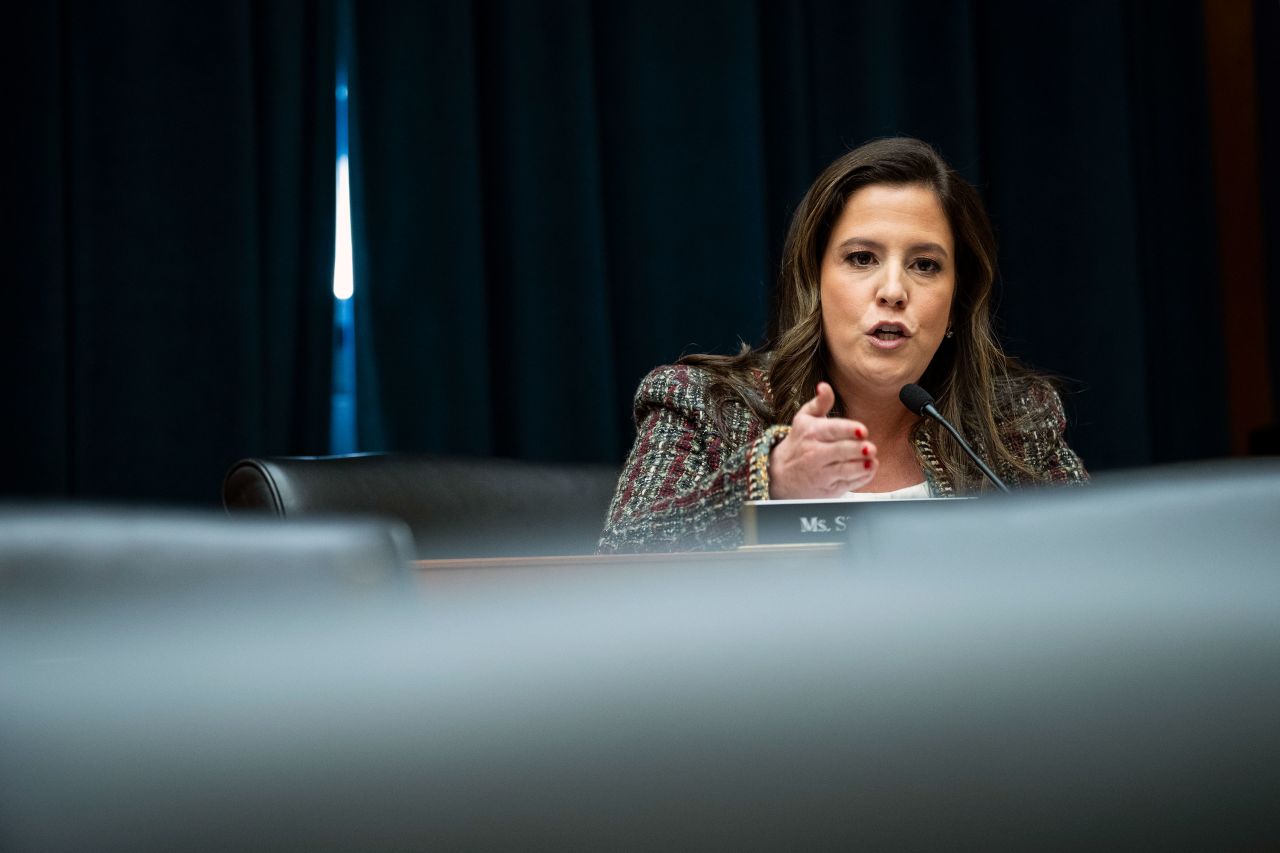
(899, 384), (1011, 494)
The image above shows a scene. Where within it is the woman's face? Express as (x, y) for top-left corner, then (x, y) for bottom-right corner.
(819, 182), (956, 402)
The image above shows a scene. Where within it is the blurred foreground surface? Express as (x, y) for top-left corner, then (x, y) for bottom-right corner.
(2, 461), (1279, 851)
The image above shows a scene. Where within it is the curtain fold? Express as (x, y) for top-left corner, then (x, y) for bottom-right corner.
(974, 2), (1155, 467)
(1122, 0), (1229, 461)
(1254, 0), (1280, 449)
(352, 0), (773, 462)
(6, 6), (71, 494)
(350, 0), (493, 456)
(3, 0), (335, 503)
(472, 0), (616, 461)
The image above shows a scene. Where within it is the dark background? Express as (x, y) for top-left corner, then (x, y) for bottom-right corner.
(5, 0), (1276, 505)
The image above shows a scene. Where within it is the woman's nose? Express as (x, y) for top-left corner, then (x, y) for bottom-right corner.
(876, 268), (908, 308)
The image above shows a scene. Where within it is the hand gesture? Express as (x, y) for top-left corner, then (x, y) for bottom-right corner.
(767, 382), (877, 499)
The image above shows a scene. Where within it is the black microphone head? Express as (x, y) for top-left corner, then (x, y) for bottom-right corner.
(899, 384), (935, 415)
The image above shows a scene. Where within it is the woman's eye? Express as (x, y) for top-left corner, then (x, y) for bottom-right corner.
(846, 251), (875, 267)
(913, 258), (941, 273)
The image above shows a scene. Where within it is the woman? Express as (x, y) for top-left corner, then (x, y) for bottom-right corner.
(599, 137), (1087, 553)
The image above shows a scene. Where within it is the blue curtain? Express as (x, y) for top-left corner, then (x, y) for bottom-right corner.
(348, 0), (1237, 471)
(7, 0), (1270, 502)
(4, 1), (335, 502)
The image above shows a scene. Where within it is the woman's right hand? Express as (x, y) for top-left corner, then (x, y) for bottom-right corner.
(767, 382), (878, 499)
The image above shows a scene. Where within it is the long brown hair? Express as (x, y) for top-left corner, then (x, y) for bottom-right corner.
(682, 137), (1042, 490)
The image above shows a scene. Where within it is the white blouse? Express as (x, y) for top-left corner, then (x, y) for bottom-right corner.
(841, 481), (931, 501)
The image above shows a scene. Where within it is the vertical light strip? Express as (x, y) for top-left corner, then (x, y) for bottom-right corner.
(329, 62), (358, 454)
(333, 153), (354, 300)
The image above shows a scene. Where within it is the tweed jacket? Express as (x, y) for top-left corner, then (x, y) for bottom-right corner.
(598, 363), (1088, 554)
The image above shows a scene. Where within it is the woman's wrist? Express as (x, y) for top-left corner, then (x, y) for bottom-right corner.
(747, 424), (792, 501)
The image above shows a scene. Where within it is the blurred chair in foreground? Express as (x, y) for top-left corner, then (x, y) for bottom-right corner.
(0, 506), (414, 603)
(223, 453), (620, 559)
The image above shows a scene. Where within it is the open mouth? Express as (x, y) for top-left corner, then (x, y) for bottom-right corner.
(869, 323), (909, 341)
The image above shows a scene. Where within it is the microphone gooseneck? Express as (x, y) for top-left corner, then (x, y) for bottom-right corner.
(898, 384), (1011, 494)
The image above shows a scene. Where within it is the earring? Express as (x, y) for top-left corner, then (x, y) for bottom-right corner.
(945, 328), (954, 339)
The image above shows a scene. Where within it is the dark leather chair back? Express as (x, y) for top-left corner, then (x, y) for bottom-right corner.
(223, 453), (620, 558)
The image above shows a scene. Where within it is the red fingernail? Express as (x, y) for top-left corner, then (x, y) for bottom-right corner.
(861, 446), (870, 457)
(854, 428), (865, 439)
(864, 460), (872, 469)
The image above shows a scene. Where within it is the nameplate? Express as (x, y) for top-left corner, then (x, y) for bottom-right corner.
(740, 497), (964, 546)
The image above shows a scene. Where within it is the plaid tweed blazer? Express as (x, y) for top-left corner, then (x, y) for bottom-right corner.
(598, 363), (1088, 554)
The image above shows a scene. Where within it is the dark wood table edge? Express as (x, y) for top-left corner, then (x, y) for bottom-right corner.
(414, 542), (845, 572)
